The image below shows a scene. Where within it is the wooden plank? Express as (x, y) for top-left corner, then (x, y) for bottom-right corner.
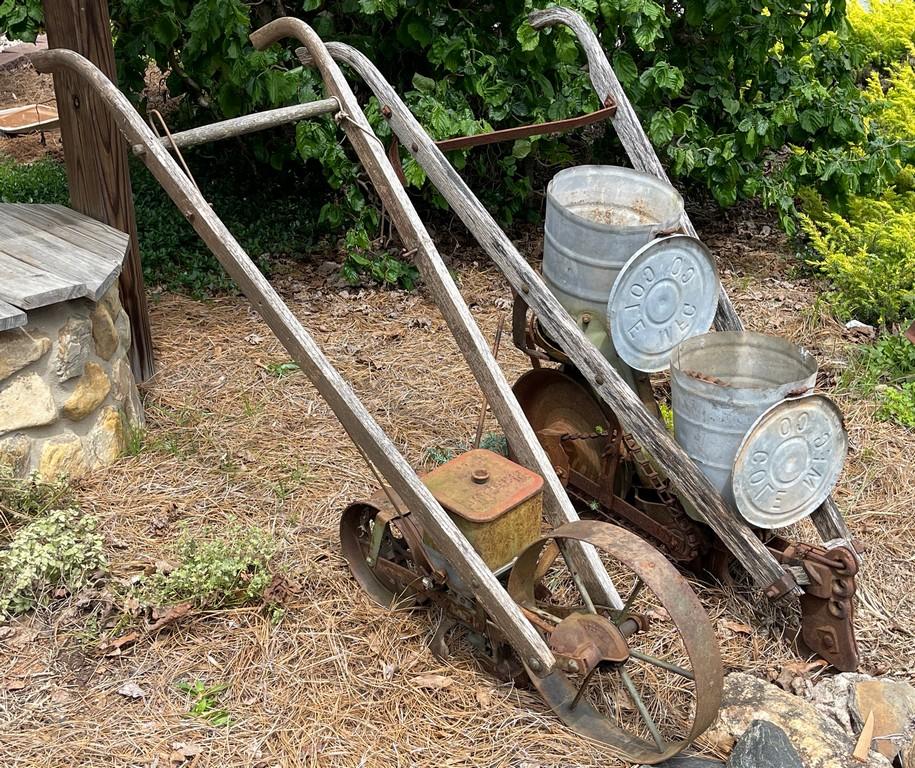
(41, 0), (154, 382)
(254, 20), (624, 618)
(0, 298), (26, 331)
(297, 41), (798, 597)
(528, 8), (852, 557)
(38, 204), (132, 253)
(30, 47), (558, 674)
(0, 205), (124, 300)
(0, 250), (85, 308)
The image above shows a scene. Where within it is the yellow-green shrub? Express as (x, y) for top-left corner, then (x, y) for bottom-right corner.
(865, 61), (915, 142)
(799, 190), (915, 325)
(848, 0), (915, 66)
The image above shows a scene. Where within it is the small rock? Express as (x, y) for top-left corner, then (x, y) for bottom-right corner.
(705, 672), (852, 768)
(116, 681), (146, 699)
(637, 758), (724, 767)
(85, 406), (126, 465)
(851, 676), (915, 761)
(317, 260), (339, 277)
(0, 373), (57, 434)
(56, 316), (92, 381)
(38, 434), (86, 479)
(727, 719), (803, 768)
(0, 328), (51, 382)
(0, 434), (30, 475)
(90, 302), (118, 360)
(63, 362), (111, 420)
(114, 309), (131, 351)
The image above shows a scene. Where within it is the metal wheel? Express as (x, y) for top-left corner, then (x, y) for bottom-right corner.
(339, 501), (428, 608)
(513, 368), (625, 496)
(508, 520), (722, 765)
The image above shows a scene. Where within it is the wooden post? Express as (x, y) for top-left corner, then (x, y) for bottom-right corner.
(41, 0), (154, 382)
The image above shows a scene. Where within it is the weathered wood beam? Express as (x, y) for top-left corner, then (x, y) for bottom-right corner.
(131, 98), (339, 154)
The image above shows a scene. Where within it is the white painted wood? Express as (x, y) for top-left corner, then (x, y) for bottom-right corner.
(30, 46), (558, 672)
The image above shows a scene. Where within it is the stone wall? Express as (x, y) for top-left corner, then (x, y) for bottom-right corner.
(0, 284), (144, 479)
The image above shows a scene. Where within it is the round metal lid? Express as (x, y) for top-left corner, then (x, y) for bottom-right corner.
(732, 394), (847, 530)
(606, 235), (720, 373)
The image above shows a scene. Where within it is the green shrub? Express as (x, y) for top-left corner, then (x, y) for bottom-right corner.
(848, 0), (915, 66)
(0, 466), (73, 531)
(799, 191), (915, 325)
(0, 508), (107, 615)
(2, 1), (903, 244)
(138, 521), (276, 609)
(876, 382), (915, 429)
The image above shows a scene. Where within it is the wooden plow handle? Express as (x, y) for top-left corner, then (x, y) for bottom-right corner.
(293, 40), (801, 599)
(29, 46), (558, 674)
(528, 7), (853, 552)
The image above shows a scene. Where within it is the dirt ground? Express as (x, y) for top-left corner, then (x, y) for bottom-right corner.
(1, 202), (913, 767)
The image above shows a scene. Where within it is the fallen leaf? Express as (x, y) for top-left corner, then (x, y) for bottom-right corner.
(721, 619), (753, 635)
(99, 631), (139, 657)
(475, 689), (493, 708)
(0, 627), (15, 641)
(147, 603), (193, 633)
(262, 574), (301, 605)
(169, 741), (202, 765)
(117, 681), (146, 699)
(49, 688), (71, 704)
(412, 674), (454, 690)
(645, 607), (671, 623)
(382, 662), (397, 681)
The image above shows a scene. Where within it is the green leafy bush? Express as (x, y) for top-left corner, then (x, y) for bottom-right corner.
(3, 1), (902, 245)
(799, 189), (915, 325)
(138, 521), (275, 609)
(848, 0), (915, 66)
(0, 508), (107, 615)
(876, 382), (915, 429)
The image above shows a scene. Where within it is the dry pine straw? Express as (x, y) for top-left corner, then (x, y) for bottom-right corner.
(1, 226), (914, 768)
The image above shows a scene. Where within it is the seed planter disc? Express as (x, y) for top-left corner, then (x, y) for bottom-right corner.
(732, 394), (847, 530)
(607, 235), (719, 373)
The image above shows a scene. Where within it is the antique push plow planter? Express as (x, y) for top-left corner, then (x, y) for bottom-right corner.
(32, 19), (727, 764)
(287, 7), (861, 673)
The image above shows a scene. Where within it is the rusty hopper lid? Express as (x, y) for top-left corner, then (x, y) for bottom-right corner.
(422, 449), (544, 523)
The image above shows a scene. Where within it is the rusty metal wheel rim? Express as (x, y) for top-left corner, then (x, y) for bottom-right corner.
(508, 519), (723, 764)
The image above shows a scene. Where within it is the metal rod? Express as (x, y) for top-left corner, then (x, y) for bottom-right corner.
(131, 98), (339, 154)
(621, 668), (665, 753)
(621, 577), (644, 617)
(629, 650), (695, 681)
(473, 315), (505, 449)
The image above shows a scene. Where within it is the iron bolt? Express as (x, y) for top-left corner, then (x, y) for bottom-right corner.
(580, 312), (592, 325)
(594, 375), (604, 386)
(421, 577), (433, 590)
(567, 660), (579, 673)
(365, 556), (375, 566)
(381, 105), (392, 118)
(528, 658), (542, 672)
(411, 142), (419, 152)
(471, 468), (490, 484)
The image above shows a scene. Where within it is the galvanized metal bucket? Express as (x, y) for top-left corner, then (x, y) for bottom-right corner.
(669, 331), (818, 517)
(543, 165), (684, 325)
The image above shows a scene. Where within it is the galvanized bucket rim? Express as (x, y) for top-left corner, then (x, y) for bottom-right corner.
(670, 331), (818, 395)
(546, 164), (684, 235)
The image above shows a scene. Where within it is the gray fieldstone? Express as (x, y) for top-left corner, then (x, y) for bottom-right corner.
(0, 434), (30, 474)
(90, 302), (118, 360)
(0, 328), (51, 382)
(56, 316), (92, 381)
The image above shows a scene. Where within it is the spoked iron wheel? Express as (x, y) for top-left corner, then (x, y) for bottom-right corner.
(339, 501), (429, 608)
(508, 520), (723, 765)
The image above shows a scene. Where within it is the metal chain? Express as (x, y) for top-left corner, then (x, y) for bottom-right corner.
(621, 432), (678, 507)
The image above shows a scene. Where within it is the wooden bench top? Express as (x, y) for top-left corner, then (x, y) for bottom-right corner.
(0, 203), (130, 330)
